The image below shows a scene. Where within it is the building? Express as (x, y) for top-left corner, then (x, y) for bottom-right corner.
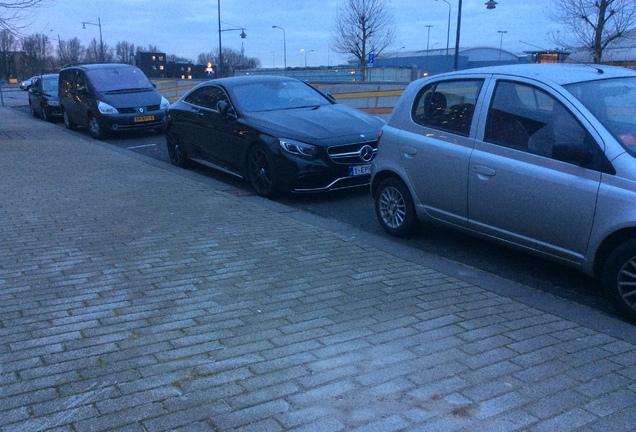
(135, 51), (166, 78)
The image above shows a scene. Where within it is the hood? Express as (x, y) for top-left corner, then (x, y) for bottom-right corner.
(97, 88), (162, 109)
(241, 104), (384, 145)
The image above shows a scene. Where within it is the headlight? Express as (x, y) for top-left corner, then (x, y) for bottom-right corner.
(279, 138), (319, 159)
(160, 96), (170, 110)
(97, 101), (118, 115)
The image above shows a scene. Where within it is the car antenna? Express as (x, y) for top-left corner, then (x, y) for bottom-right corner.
(585, 64), (604, 74)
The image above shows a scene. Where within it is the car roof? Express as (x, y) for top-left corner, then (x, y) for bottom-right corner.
(436, 63), (636, 86)
(61, 63), (138, 71)
(201, 75), (299, 87)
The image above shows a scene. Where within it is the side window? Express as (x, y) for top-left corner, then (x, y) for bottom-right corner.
(184, 86), (228, 110)
(485, 81), (605, 170)
(411, 79), (483, 136)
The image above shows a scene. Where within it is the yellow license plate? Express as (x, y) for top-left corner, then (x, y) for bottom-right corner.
(134, 115), (155, 123)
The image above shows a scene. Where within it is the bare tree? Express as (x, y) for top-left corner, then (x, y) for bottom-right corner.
(85, 37), (113, 63)
(115, 41), (135, 64)
(21, 32), (50, 75)
(550, 0), (636, 63)
(331, 0), (396, 81)
(197, 47), (261, 77)
(0, 29), (17, 80)
(0, 0), (49, 33)
(57, 36), (84, 66)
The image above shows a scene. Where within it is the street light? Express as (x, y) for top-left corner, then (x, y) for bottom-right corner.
(453, 0), (497, 70)
(304, 49), (314, 67)
(425, 25), (433, 72)
(435, 0), (451, 70)
(498, 30), (507, 61)
(272, 25), (287, 70)
(82, 17), (104, 62)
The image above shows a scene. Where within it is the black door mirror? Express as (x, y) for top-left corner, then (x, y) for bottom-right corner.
(217, 100), (237, 120)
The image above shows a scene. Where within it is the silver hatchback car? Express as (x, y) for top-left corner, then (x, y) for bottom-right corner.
(371, 64), (636, 321)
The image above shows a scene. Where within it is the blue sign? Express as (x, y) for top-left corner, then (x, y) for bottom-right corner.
(368, 53), (374, 64)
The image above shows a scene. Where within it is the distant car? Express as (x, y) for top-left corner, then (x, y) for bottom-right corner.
(371, 63), (636, 321)
(19, 76), (36, 90)
(165, 75), (385, 198)
(58, 63), (170, 139)
(28, 74), (61, 122)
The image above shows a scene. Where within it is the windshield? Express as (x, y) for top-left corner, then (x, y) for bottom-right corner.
(86, 67), (153, 92)
(565, 77), (636, 153)
(231, 80), (330, 112)
(42, 76), (58, 93)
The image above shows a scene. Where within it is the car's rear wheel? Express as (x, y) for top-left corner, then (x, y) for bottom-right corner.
(602, 239), (636, 322)
(375, 177), (417, 237)
(88, 115), (104, 139)
(247, 144), (280, 198)
(166, 127), (190, 168)
(30, 102), (38, 118)
(63, 109), (77, 130)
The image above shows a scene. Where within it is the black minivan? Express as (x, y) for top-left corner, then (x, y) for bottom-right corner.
(58, 63), (170, 139)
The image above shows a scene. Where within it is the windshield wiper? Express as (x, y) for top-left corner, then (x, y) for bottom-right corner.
(104, 87), (152, 94)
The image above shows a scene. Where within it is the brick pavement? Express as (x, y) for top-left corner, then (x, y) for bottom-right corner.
(1, 106), (636, 431)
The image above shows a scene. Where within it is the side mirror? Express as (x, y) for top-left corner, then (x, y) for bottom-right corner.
(217, 100), (237, 120)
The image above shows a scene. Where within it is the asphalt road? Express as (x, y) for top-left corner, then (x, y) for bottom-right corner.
(14, 108), (617, 321)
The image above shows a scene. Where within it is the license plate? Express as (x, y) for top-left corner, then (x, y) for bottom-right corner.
(349, 164), (371, 176)
(134, 115), (155, 123)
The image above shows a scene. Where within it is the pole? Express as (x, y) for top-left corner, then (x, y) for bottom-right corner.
(98, 18), (104, 62)
(453, 0), (462, 70)
(218, 0), (223, 77)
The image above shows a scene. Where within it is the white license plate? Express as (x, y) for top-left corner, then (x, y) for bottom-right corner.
(349, 164), (371, 176)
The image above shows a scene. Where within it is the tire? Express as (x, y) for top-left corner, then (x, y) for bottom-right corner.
(166, 127), (190, 168)
(602, 239), (636, 322)
(41, 105), (50, 122)
(247, 144), (280, 198)
(88, 115), (104, 139)
(30, 102), (38, 118)
(374, 177), (418, 237)
(63, 109), (77, 130)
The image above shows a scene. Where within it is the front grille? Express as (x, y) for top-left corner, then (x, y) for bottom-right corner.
(327, 140), (378, 165)
(117, 105), (161, 114)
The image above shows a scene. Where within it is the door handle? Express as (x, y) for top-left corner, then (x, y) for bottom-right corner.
(473, 165), (496, 179)
(402, 146), (417, 156)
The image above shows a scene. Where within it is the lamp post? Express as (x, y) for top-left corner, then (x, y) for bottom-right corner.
(217, 0), (222, 77)
(272, 25), (287, 70)
(425, 25), (433, 72)
(305, 49), (314, 67)
(453, 0), (498, 70)
(498, 30), (507, 61)
(82, 17), (103, 62)
(435, 0), (451, 70)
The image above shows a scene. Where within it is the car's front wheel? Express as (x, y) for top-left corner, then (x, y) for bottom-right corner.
(375, 177), (417, 237)
(602, 239), (636, 322)
(247, 144), (280, 198)
(166, 127), (190, 168)
(88, 115), (104, 139)
(41, 105), (50, 122)
(29, 102), (38, 118)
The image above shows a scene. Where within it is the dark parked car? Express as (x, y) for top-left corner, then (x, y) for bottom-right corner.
(165, 75), (385, 197)
(59, 63), (169, 139)
(371, 63), (636, 321)
(28, 74), (61, 122)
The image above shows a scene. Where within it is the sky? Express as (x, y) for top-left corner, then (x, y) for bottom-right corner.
(18, 0), (563, 68)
